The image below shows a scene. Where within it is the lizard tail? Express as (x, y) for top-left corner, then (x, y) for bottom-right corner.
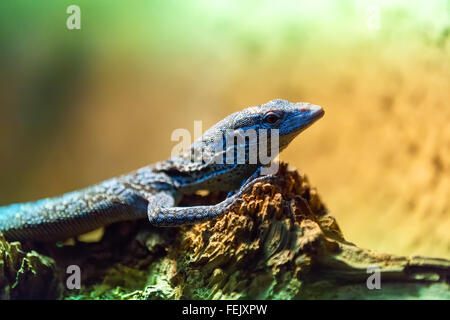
(0, 187), (148, 242)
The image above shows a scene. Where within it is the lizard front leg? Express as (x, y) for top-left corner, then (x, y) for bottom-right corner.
(147, 174), (277, 226)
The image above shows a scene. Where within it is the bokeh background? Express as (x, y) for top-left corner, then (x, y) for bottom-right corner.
(0, 0), (449, 258)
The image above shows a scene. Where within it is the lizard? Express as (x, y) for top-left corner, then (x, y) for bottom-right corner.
(0, 99), (324, 242)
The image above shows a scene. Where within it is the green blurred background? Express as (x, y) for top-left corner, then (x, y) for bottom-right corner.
(0, 0), (449, 258)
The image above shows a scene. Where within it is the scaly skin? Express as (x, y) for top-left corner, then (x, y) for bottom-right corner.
(0, 99), (324, 241)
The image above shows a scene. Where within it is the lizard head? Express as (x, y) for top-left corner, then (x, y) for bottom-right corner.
(196, 99), (324, 165)
(159, 99), (324, 189)
(229, 99), (324, 151)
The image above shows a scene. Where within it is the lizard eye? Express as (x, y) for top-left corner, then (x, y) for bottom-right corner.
(263, 111), (282, 124)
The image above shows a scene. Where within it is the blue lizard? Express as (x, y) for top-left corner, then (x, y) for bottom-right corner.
(0, 99), (324, 241)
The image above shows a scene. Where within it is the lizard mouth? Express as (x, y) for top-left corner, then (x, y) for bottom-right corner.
(284, 105), (324, 135)
(299, 105), (324, 129)
(310, 108), (325, 121)
(305, 103), (324, 120)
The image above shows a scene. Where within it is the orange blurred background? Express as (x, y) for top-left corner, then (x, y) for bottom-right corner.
(0, 0), (449, 257)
